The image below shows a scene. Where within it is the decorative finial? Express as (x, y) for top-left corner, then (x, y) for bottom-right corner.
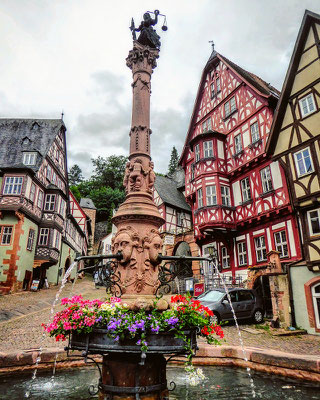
(61, 110), (64, 120)
(209, 40), (215, 51)
(130, 10), (167, 49)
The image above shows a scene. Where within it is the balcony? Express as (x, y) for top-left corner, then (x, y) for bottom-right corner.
(35, 245), (60, 263)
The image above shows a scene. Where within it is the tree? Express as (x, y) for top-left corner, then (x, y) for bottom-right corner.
(91, 155), (127, 190)
(168, 146), (179, 176)
(68, 164), (84, 186)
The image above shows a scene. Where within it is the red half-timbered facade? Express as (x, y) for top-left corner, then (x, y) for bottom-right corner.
(180, 51), (302, 284)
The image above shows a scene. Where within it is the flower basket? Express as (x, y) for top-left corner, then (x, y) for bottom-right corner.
(69, 327), (197, 355)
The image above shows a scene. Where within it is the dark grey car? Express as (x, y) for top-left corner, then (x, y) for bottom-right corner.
(197, 288), (264, 324)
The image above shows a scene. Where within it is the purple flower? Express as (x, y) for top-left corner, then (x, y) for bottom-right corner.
(129, 324), (137, 333)
(136, 339), (141, 345)
(165, 317), (179, 327)
(151, 325), (160, 333)
(135, 320), (145, 331)
(114, 335), (119, 342)
(96, 316), (103, 323)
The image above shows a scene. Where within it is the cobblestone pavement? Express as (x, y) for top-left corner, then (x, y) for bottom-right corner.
(0, 278), (320, 356)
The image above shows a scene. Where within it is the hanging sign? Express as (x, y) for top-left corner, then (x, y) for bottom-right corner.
(194, 283), (205, 297)
(164, 235), (174, 245)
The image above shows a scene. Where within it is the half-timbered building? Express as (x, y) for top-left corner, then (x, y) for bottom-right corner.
(180, 49), (302, 324)
(0, 119), (91, 293)
(267, 10), (320, 334)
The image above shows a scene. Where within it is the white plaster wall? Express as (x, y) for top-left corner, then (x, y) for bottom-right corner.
(270, 161), (282, 190)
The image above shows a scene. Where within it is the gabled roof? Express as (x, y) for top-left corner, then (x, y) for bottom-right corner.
(266, 10), (320, 155)
(154, 175), (191, 212)
(80, 197), (96, 210)
(0, 118), (65, 172)
(180, 51), (279, 164)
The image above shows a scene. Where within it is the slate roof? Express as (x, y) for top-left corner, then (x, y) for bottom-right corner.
(0, 118), (65, 172)
(154, 175), (190, 212)
(80, 198), (97, 210)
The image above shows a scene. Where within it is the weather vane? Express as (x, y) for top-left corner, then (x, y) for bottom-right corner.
(130, 10), (168, 49)
(209, 40), (215, 51)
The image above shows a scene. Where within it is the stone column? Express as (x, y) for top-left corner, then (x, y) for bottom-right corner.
(111, 41), (164, 297)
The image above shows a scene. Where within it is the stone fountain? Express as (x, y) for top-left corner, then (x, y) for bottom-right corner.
(67, 10), (198, 400)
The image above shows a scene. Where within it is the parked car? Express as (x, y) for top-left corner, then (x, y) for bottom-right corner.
(197, 288), (264, 324)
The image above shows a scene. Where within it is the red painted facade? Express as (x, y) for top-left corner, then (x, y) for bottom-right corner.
(180, 52), (301, 280)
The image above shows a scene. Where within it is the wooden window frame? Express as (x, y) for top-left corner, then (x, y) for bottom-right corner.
(250, 121), (260, 143)
(273, 229), (289, 258)
(307, 208), (320, 237)
(237, 241), (247, 266)
(260, 166), (273, 193)
(294, 147), (314, 177)
(0, 225), (13, 245)
(26, 228), (35, 251)
(37, 190), (44, 209)
(203, 140), (213, 158)
(221, 185), (231, 207)
(206, 185), (217, 206)
(3, 176), (23, 195)
(38, 228), (50, 246)
(224, 96), (236, 118)
(30, 183), (36, 203)
(44, 194), (56, 212)
(221, 246), (230, 269)
(194, 144), (200, 162)
(299, 92), (316, 118)
(254, 235), (267, 262)
(234, 133), (243, 155)
(197, 188), (203, 208)
(55, 231), (61, 249)
(241, 177), (252, 203)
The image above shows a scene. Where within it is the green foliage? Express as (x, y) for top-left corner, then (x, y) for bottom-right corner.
(69, 155), (127, 223)
(168, 146), (179, 176)
(68, 164), (84, 186)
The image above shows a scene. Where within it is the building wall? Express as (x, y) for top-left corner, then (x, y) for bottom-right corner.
(290, 265), (320, 334)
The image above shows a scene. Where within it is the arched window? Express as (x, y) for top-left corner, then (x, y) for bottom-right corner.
(312, 283), (320, 329)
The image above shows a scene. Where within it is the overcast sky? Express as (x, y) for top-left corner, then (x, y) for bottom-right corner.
(0, 0), (319, 177)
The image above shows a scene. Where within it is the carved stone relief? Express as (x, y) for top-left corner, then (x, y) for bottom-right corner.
(123, 157), (156, 195)
(112, 225), (162, 294)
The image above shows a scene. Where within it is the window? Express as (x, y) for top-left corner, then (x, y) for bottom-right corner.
(37, 190), (44, 209)
(3, 176), (23, 195)
(39, 228), (49, 246)
(46, 165), (52, 180)
(260, 166), (273, 193)
(312, 283), (320, 329)
(255, 235), (267, 262)
(210, 83), (215, 99)
(195, 144), (200, 162)
(216, 77), (221, 93)
(55, 231), (60, 249)
(237, 242), (247, 266)
(203, 140), (213, 158)
(26, 229), (35, 251)
(206, 185), (217, 206)
(294, 148), (314, 177)
(308, 209), (320, 236)
(59, 199), (66, 216)
(197, 188), (203, 208)
(241, 177), (251, 202)
(250, 122), (260, 143)
(274, 230), (288, 258)
(44, 194), (56, 211)
(221, 185), (231, 206)
(202, 118), (212, 133)
(30, 183), (36, 203)
(224, 96), (236, 117)
(221, 247), (230, 268)
(51, 171), (57, 185)
(23, 152), (37, 166)
(0, 226), (13, 245)
(299, 93), (316, 117)
(191, 164), (195, 181)
(177, 212), (184, 227)
(234, 134), (242, 154)
(238, 290), (254, 301)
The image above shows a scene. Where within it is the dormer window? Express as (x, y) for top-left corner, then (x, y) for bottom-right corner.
(23, 152), (37, 166)
(202, 118), (212, 133)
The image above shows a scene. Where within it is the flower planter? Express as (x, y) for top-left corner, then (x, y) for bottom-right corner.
(69, 328), (197, 355)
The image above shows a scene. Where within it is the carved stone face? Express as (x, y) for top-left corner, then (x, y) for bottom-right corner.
(113, 232), (133, 265)
(148, 234), (162, 265)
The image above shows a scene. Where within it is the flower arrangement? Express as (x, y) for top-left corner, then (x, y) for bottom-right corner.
(43, 293), (224, 384)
